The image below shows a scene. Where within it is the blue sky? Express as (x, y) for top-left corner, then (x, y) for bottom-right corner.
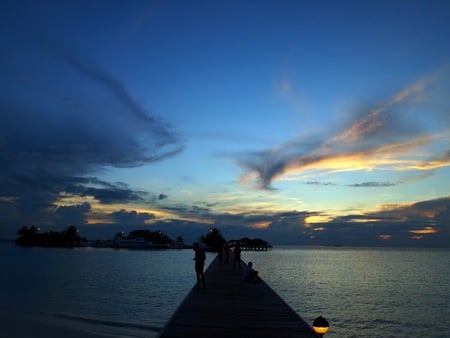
(1, 0), (449, 246)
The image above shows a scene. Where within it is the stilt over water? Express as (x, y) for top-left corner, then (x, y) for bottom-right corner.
(158, 254), (317, 338)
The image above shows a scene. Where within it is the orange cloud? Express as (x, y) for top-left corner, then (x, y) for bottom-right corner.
(281, 135), (436, 179)
(379, 234), (392, 240)
(409, 227), (438, 235)
(305, 215), (333, 224)
(412, 148), (450, 170)
(334, 76), (432, 144)
(251, 221), (271, 229)
(238, 71), (449, 190)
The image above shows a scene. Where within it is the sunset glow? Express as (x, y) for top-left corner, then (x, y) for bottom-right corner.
(1, 1), (449, 246)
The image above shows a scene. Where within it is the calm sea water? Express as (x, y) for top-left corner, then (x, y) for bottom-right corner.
(1, 243), (449, 337)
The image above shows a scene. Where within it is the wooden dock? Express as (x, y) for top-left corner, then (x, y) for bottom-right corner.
(158, 254), (317, 337)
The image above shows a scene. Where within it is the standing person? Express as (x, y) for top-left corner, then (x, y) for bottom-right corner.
(193, 242), (206, 289)
(233, 243), (242, 271)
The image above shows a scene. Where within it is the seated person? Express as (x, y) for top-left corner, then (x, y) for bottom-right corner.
(242, 261), (260, 283)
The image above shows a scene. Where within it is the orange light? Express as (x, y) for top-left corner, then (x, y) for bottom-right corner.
(314, 326), (329, 335)
(313, 316), (330, 336)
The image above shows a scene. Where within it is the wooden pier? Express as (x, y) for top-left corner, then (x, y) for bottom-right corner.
(158, 255), (317, 337)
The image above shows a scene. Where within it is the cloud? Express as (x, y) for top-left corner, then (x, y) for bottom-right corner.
(136, 194), (449, 247)
(50, 195), (449, 247)
(160, 197), (449, 246)
(236, 73), (450, 189)
(310, 197), (450, 247)
(144, 210), (316, 245)
(348, 181), (396, 188)
(110, 209), (155, 226)
(56, 203), (91, 226)
(0, 31), (184, 237)
(64, 178), (147, 204)
(332, 77), (433, 144)
(305, 181), (335, 186)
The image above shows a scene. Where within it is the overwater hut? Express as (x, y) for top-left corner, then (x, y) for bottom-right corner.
(228, 237), (272, 251)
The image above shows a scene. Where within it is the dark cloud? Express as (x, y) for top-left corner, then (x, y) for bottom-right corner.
(308, 197), (450, 247)
(305, 181), (335, 186)
(152, 197), (450, 247)
(348, 181), (396, 188)
(64, 196), (450, 247)
(158, 209), (317, 245)
(158, 194), (168, 200)
(236, 137), (325, 189)
(162, 204), (213, 219)
(153, 197), (450, 247)
(110, 209), (155, 226)
(56, 203), (91, 226)
(64, 178), (146, 204)
(0, 29), (184, 237)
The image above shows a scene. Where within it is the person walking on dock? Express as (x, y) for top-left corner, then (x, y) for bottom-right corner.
(233, 244), (242, 271)
(193, 242), (206, 289)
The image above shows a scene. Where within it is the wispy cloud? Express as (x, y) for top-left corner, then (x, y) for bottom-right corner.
(305, 181), (335, 186)
(348, 181), (396, 188)
(332, 77), (433, 144)
(237, 73), (450, 189)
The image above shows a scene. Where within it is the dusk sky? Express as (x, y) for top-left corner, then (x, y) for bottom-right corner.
(1, 0), (449, 246)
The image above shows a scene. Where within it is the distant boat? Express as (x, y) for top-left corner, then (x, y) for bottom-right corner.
(89, 238), (155, 249)
(113, 237), (156, 249)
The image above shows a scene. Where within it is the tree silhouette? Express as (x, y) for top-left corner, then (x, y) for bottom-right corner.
(200, 227), (226, 251)
(16, 225), (85, 246)
(128, 229), (173, 245)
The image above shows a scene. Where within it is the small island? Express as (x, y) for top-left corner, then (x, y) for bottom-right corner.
(15, 225), (86, 247)
(15, 225), (271, 251)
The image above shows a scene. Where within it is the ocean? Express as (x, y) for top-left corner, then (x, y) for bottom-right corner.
(1, 243), (449, 337)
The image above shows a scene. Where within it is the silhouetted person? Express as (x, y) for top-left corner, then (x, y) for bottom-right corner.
(193, 242), (206, 289)
(242, 261), (260, 283)
(233, 244), (242, 271)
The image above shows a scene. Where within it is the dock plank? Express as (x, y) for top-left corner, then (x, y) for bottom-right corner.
(159, 254), (317, 337)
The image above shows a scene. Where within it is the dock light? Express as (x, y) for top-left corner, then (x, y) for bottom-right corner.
(313, 316), (329, 337)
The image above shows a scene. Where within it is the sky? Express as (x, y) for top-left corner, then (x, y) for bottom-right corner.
(1, 0), (449, 246)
